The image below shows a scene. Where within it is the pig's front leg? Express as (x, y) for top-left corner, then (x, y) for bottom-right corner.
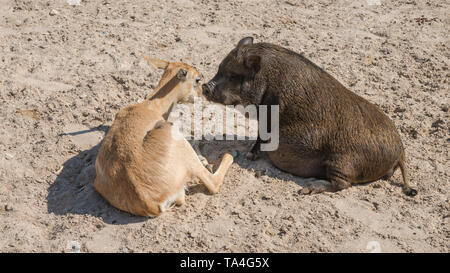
(246, 137), (261, 161)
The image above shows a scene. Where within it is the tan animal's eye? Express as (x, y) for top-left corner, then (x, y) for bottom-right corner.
(195, 77), (201, 84)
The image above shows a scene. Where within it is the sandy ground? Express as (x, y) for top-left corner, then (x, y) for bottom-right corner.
(0, 0), (449, 253)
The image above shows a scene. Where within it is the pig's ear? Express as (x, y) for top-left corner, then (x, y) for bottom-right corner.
(244, 54), (261, 73)
(142, 55), (169, 70)
(237, 37), (253, 48)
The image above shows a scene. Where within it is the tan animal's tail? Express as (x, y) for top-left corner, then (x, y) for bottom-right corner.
(398, 158), (417, 196)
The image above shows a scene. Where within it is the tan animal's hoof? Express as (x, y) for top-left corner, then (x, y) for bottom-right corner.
(175, 194), (185, 206)
(198, 155), (209, 167)
(206, 164), (214, 173)
(222, 153), (234, 165)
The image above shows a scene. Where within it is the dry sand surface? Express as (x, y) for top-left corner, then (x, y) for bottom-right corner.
(0, 0), (449, 253)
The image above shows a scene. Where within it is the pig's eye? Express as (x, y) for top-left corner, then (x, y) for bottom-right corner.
(230, 73), (241, 81)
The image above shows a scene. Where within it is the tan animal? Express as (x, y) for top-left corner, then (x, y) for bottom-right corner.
(94, 57), (234, 217)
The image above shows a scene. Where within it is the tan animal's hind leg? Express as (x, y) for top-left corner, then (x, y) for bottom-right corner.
(181, 140), (233, 194)
(191, 140), (213, 172)
(197, 153), (233, 194)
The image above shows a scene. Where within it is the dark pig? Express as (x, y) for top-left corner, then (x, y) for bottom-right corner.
(202, 37), (417, 196)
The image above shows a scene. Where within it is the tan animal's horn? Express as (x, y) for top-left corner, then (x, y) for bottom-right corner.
(142, 55), (169, 69)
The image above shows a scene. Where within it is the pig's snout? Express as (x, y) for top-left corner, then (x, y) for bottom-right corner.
(202, 81), (216, 97)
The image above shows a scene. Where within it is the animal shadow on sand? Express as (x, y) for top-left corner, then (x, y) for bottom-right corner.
(47, 128), (267, 224)
(195, 135), (391, 195)
(190, 135), (313, 195)
(48, 126), (371, 224)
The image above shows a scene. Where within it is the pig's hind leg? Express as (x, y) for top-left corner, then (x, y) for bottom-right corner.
(300, 158), (354, 195)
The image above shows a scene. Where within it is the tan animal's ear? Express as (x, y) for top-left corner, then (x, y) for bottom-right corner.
(142, 55), (169, 70)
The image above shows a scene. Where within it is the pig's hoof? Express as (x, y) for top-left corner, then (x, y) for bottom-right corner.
(404, 187), (418, 196)
(299, 186), (320, 195)
(299, 181), (333, 195)
(245, 151), (259, 161)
